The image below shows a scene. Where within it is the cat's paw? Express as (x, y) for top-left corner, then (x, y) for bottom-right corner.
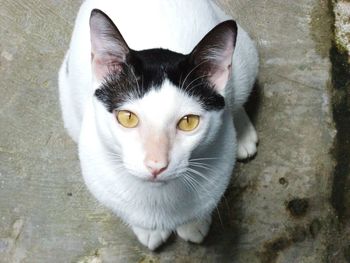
(176, 217), (211, 243)
(236, 123), (258, 160)
(132, 226), (171, 250)
(234, 107), (258, 160)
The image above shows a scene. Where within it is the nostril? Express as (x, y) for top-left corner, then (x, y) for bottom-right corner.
(158, 166), (167, 174)
(146, 164), (168, 178)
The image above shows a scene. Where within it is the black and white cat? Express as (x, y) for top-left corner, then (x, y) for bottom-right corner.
(59, 0), (258, 250)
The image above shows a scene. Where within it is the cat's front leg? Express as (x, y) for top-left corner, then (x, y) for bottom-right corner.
(176, 215), (212, 243)
(131, 226), (171, 250)
(234, 106), (258, 160)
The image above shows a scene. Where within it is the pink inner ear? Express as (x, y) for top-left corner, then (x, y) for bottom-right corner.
(92, 55), (122, 80)
(90, 10), (129, 81)
(209, 65), (231, 93)
(189, 20), (237, 93)
(208, 43), (234, 93)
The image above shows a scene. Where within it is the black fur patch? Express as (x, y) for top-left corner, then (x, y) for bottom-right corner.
(95, 48), (225, 113)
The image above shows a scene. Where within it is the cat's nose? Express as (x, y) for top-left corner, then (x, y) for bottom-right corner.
(145, 160), (168, 178)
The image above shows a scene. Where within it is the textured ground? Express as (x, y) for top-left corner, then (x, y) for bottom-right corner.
(0, 0), (348, 262)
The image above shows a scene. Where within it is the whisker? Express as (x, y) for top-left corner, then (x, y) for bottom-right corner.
(183, 73), (210, 93)
(186, 167), (215, 186)
(128, 64), (141, 97)
(189, 162), (217, 172)
(215, 206), (224, 228)
(180, 59), (209, 91)
(181, 173), (201, 197)
(184, 170), (213, 196)
(190, 157), (219, 161)
(183, 172), (225, 228)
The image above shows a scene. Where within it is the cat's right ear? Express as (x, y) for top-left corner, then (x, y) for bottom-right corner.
(188, 20), (237, 94)
(90, 9), (130, 81)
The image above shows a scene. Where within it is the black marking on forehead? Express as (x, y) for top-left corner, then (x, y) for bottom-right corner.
(95, 64), (139, 113)
(95, 48), (225, 112)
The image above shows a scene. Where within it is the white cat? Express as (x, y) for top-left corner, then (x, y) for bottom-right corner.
(58, 0), (258, 250)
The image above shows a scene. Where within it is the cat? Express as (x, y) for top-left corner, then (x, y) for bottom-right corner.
(58, 0), (259, 250)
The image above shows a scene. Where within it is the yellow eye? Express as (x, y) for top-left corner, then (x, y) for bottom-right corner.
(177, 115), (200, 131)
(116, 110), (139, 128)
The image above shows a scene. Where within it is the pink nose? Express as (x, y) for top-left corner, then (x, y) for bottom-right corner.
(147, 166), (167, 177)
(145, 160), (168, 178)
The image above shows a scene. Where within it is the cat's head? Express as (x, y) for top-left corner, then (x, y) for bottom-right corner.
(89, 9), (237, 183)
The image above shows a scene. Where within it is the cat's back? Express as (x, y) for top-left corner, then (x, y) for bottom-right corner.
(72, 0), (223, 53)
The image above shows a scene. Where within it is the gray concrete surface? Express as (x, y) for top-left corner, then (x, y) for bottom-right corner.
(0, 0), (347, 262)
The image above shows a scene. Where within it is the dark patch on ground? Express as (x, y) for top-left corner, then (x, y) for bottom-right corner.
(309, 219), (322, 238)
(286, 198), (309, 218)
(344, 244), (350, 263)
(327, 2), (350, 260)
(201, 170), (260, 262)
(329, 43), (350, 262)
(330, 43), (350, 222)
(245, 81), (262, 125)
(236, 153), (257, 163)
(226, 173), (258, 201)
(261, 236), (292, 263)
(260, 225), (310, 263)
(290, 226), (308, 243)
(279, 177), (288, 187)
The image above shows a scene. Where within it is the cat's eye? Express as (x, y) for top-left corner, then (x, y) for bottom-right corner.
(177, 115), (200, 132)
(116, 110), (139, 128)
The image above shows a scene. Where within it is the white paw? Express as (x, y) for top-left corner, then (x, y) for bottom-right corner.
(234, 107), (259, 160)
(237, 123), (258, 160)
(176, 217), (211, 243)
(132, 226), (171, 250)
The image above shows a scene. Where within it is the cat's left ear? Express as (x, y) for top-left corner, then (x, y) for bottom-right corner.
(90, 9), (130, 81)
(189, 20), (237, 93)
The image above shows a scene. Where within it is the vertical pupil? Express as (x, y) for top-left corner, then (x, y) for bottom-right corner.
(128, 112), (131, 120)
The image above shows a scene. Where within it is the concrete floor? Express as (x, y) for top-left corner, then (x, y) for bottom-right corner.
(0, 0), (347, 262)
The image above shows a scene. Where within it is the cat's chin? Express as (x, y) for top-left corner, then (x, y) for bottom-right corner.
(132, 177), (169, 186)
(136, 175), (175, 186)
(129, 170), (183, 185)
(145, 180), (167, 186)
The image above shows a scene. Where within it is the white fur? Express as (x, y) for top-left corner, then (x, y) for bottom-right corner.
(176, 215), (212, 243)
(58, 0), (259, 249)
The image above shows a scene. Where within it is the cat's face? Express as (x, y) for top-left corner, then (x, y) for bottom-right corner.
(95, 79), (224, 183)
(90, 9), (237, 183)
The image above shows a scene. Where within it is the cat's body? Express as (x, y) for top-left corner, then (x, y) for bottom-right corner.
(59, 0), (258, 250)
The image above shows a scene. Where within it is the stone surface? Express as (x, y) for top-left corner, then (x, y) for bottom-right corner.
(327, 1), (350, 262)
(0, 0), (341, 262)
(334, 1), (350, 59)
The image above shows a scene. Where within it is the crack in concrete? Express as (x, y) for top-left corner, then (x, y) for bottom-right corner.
(0, 218), (26, 263)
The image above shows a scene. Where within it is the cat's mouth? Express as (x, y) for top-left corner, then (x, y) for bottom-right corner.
(135, 176), (169, 186)
(145, 179), (167, 185)
(140, 173), (180, 185)
(126, 164), (186, 184)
